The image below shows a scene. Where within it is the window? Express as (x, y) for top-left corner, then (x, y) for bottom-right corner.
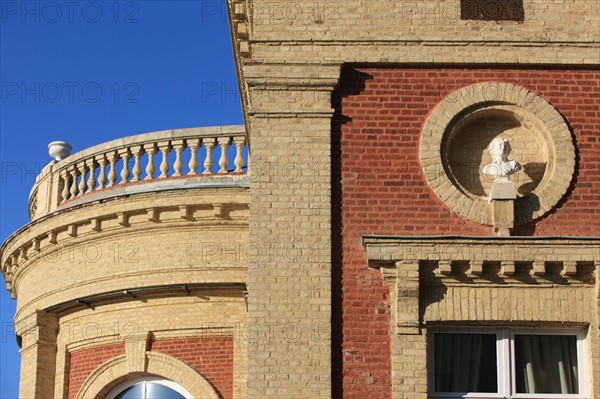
(106, 377), (193, 399)
(429, 328), (587, 398)
(461, 0), (524, 21)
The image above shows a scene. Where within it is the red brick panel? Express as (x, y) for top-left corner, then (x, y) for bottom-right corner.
(67, 342), (125, 399)
(150, 336), (234, 399)
(332, 67), (600, 398)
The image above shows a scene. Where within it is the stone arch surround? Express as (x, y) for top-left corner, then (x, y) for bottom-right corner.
(420, 82), (575, 226)
(76, 352), (220, 399)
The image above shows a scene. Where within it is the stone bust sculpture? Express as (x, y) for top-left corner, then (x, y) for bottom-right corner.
(482, 137), (521, 182)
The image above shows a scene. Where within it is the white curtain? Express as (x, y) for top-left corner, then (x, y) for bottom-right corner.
(516, 335), (578, 394)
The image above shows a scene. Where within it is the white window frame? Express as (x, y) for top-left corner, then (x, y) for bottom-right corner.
(106, 376), (194, 399)
(428, 327), (588, 399)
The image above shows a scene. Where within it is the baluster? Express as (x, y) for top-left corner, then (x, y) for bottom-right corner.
(69, 167), (79, 198)
(202, 138), (216, 175)
(144, 143), (157, 180)
(217, 137), (231, 174)
(86, 159), (96, 193)
(131, 145), (143, 182)
(172, 140), (185, 177)
(77, 163), (87, 195)
(118, 148), (131, 184)
(96, 154), (107, 189)
(247, 149), (251, 177)
(187, 139), (200, 175)
(60, 170), (70, 203)
(233, 136), (246, 173)
(158, 141), (171, 178)
(107, 151), (118, 187)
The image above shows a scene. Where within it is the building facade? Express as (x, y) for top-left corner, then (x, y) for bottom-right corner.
(1, 1), (599, 398)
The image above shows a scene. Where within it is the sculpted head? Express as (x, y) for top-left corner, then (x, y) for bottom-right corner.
(483, 137), (521, 181)
(487, 137), (511, 162)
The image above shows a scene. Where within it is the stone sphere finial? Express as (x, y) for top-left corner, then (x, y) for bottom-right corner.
(48, 141), (72, 161)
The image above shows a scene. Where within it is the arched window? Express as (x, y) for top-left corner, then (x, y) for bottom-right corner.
(106, 377), (193, 399)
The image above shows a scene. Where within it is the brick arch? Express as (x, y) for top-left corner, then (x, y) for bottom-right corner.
(76, 352), (220, 399)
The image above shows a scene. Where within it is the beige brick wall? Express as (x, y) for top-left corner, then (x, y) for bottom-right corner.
(2, 187), (248, 323)
(247, 114), (333, 397)
(245, 63), (337, 396)
(55, 291), (247, 398)
(2, 186), (249, 398)
(230, 0), (599, 68)
(250, 0), (598, 43)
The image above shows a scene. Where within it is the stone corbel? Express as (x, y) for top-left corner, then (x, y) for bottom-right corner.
(213, 203), (224, 218)
(117, 212), (129, 227)
(90, 218), (102, 232)
(68, 224), (77, 238)
(147, 208), (159, 222)
(48, 230), (58, 244)
(561, 261), (577, 277)
(179, 205), (191, 220)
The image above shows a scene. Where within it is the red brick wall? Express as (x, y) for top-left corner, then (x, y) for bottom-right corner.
(65, 336), (233, 399)
(66, 342), (125, 399)
(331, 66), (600, 398)
(150, 336), (234, 399)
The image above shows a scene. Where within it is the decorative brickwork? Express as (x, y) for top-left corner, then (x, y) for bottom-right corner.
(65, 336), (234, 399)
(2, 1), (599, 397)
(66, 342), (125, 399)
(364, 236), (600, 398)
(75, 351), (221, 399)
(421, 82), (575, 226)
(150, 336), (234, 399)
(332, 66), (600, 398)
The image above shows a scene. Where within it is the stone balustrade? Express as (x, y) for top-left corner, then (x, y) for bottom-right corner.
(29, 126), (248, 220)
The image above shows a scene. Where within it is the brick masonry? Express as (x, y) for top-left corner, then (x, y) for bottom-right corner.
(65, 336), (234, 399)
(331, 66), (600, 398)
(66, 342), (125, 399)
(150, 336), (234, 399)
(2, 1), (599, 396)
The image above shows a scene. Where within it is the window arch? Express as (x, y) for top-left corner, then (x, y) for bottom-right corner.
(106, 376), (193, 399)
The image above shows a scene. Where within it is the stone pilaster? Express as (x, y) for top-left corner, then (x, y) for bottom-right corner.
(394, 261), (421, 335)
(593, 262), (600, 398)
(17, 310), (59, 399)
(380, 261), (420, 336)
(245, 63), (340, 398)
(380, 261), (426, 398)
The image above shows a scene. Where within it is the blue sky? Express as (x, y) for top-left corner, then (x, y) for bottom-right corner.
(0, 1), (242, 396)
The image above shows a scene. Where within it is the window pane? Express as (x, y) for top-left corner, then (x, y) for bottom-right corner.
(145, 383), (186, 399)
(434, 333), (498, 393)
(515, 334), (579, 394)
(114, 383), (144, 399)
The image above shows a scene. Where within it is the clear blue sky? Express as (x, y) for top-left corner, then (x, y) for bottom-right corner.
(0, 1), (242, 396)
